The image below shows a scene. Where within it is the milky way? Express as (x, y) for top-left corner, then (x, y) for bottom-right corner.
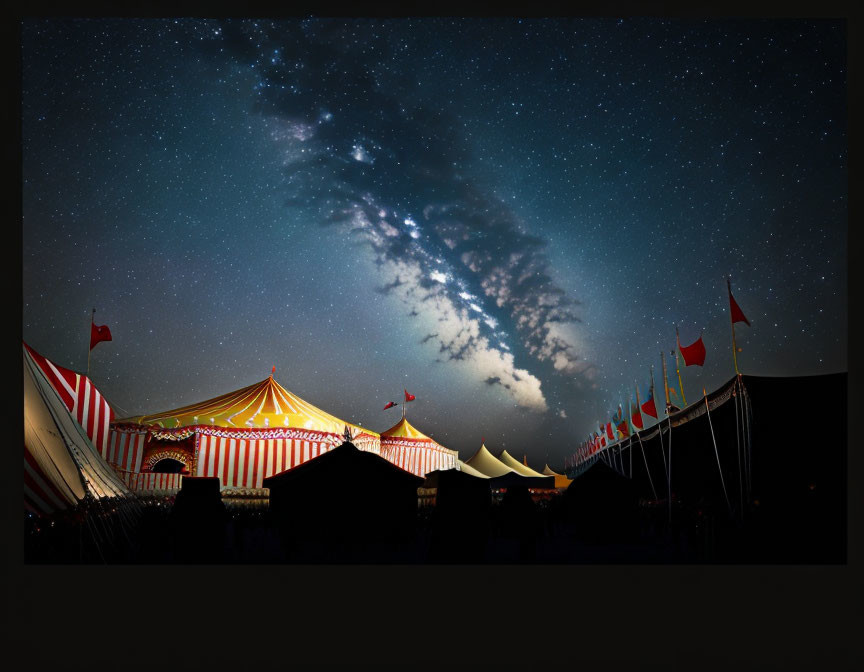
(22, 18), (847, 466)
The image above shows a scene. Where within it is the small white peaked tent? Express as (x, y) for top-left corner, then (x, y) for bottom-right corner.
(542, 464), (573, 489)
(23, 344), (132, 517)
(498, 449), (547, 478)
(463, 443), (517, 478)
(456, 460), (491, 479)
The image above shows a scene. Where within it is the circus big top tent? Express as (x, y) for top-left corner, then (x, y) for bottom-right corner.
(109, 372), (381, 491)
(379, 416), (459, 478)
(23, 344), (132, 516)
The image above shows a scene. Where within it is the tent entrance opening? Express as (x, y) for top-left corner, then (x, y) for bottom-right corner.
(152, 458), (185, 473)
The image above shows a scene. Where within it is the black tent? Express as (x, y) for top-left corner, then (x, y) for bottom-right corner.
(487, 472), (555, 491)
(563, 459), (641, 542)
(263, 441), (424, 549)
(422, 468), (491, 562)
(575, 373), (846, 562)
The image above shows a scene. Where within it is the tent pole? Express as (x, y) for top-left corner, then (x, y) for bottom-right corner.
(660, 418), (672, 525)
(728, 277), (741, 375)
(637, 432), (657, 501)
(734, 377), (744, 518)
(674, 335), (687, 407)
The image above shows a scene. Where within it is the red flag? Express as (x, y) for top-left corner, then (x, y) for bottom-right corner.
(271, 366), (276, 375)
(631, 404), (644, 430)
(641, 395), (658, 419)
(404, 389), (415, 402)
(383, 401), (397, 410)
(90, 322), (112, 351)
(729, 286), (750, 326)
(678, 331), (706, 367)
(605, 422), (614, 440)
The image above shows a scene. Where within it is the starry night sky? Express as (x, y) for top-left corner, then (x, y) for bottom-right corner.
(22, 18), (847, 467)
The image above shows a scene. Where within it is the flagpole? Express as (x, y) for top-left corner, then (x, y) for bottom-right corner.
(649, 365), (657, 426)
(727, 276), (741, 376)
(86, 308), (95, 377)
(674, 328), (687, 406)
(661, 351), (671, 415)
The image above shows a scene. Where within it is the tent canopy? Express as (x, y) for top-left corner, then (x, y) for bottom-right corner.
(24, 345), (131, 516)
(457, 460), (491, 479)
(498, 449), (547, 478)
(542, 464), (573, 488)
(464, 443), (517, 478)
(380, 416), (457, 456)
(115, 373), (376, 439)
(381, 416), (435, 440)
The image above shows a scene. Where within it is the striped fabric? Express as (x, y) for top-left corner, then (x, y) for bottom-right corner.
(24, 437), (79, 516)
(120, 471), (183, 493)
(114, 373), (375, 440)
(105, 429), (147, 473)
(195, 435), (338, 488)
(379, 417), (458, 478)
(107, 424), (382, 491)
(23, 343), (115, 460)
(380, 440), (459, 478)
(352, 432), (382, 455)
(24, 345), (130, 516)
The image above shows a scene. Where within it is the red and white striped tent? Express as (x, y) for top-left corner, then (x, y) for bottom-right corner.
(379, 416), (459, 478)
(110, 372), (381, 491)
(24, 342), (115, 461)
(23, 344), (131, 517)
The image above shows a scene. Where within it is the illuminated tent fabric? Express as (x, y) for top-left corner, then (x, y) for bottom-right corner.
(463, 443), (554, 489)
(379, 416), (459, 478)
(110, 373), (381, 490)
(457, 460), (491, 479)
(116, 373), (372, 435)
(23, 342), (116, 461)
(464, 443), (516, 478)
(23, 345), (131, 516)
(498, 449), (548, 478)
(542, 464), (573, 489)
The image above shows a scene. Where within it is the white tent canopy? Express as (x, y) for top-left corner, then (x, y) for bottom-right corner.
(23, 345), (131, 516)
(463, 443), (517, 478)
(456, 459), (491, 479)
(498, 449), (547, 478)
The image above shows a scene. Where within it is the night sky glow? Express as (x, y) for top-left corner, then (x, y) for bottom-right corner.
(22, 18), (847, 467)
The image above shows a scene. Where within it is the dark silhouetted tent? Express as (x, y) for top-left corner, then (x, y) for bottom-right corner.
(263, 441), (424, 546)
